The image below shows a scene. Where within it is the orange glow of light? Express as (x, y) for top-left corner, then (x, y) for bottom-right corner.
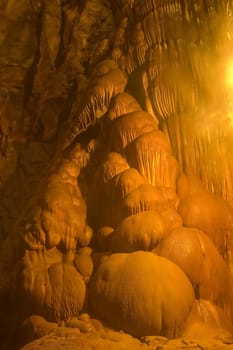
(224, 57), (233, 127)
(226, 57), (233, 88)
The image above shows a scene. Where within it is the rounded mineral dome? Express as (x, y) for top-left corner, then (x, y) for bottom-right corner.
(90, 251), (194, 338)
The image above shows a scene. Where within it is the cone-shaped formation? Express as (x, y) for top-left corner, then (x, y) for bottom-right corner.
(2, 1), (233, 348)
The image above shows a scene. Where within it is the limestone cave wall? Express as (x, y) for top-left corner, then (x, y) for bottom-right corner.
(0, 1), (233, 349)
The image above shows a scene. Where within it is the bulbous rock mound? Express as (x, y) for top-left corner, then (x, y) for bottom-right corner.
(90, 251), (195, 338)
(178, 192), (233, 258)
(21, 254), (87, 322)
(154, 227), (231, 308)
(108, 210), (168, 252)
(48, 262), (86, 321)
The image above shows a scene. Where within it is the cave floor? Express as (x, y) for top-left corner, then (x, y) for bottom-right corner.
(18, 327), (233, 350)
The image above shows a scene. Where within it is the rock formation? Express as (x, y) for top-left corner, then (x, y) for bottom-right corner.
(0, 1), (233, 350)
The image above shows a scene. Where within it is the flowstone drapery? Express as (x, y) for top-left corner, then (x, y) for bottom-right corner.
(0, 1), (233, 350)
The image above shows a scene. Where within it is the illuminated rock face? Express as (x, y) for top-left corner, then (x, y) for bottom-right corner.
(90, 251), (195, 338)
(0, 1), (233, 349)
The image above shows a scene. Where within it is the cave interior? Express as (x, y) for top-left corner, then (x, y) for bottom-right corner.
(1, 1), (233, 349)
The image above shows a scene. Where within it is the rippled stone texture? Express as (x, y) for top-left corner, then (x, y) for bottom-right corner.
(0, 1), (233, 350)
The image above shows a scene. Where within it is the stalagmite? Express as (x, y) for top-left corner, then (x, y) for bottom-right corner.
(90, 251), (195, 338)
(0, 1), (233, 349)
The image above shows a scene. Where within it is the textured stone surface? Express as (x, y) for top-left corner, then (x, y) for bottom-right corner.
(90, 251), (195, 338)
(19, 329), (233, 350)
(0, 1), (233, 350)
